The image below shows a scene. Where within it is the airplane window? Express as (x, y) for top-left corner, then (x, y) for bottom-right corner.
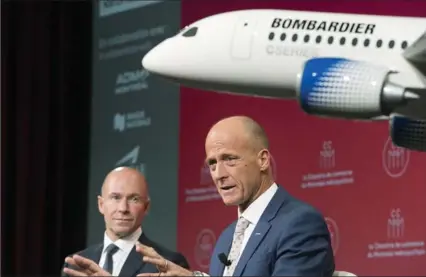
(401, 41), (408, 49)
(315, 35), (322, 43)
(304, 35), (310, 43)
(292, 34), (298, 42)
(339, 37), (346, 45)
(268, 32), (274, 40)
(280, 33), (286, 41)
(182, 27), (198, 37)
(388, 40), (395, 49)
(352, 38), (358, 46)
(376, 39), (383, 48)
(364, 39), (370, 47)
(327, 36), (334, 44)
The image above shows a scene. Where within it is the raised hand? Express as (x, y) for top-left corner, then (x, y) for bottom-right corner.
(135, 242), (194, 277)
(63, 255), (111, 276)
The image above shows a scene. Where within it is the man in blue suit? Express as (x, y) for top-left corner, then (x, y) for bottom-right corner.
(94, 116), (335, 276)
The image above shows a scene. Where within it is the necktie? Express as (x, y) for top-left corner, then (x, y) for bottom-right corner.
(102, 244), (119, 274)
(227, 216), (250, 276)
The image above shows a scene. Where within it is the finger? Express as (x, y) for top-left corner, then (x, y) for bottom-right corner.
(63, 267), (90, 277)
(136, 273), (160, 277)
(136, 243), (161, 258)
(142, 256), (165, 267)
(73, 255), (101, 274)
(64, 258), (86, 273)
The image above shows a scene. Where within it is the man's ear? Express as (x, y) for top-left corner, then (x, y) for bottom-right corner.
(98, 195), (104, 215)
(258, 149), (270, 172)
(144, 200), (151, 216)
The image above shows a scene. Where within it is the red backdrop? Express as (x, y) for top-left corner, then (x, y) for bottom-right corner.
(177, 1), (426, 275)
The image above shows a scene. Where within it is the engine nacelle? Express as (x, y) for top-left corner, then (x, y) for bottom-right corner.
(297, 57), (413, 119)
(390, 115), (426, 152)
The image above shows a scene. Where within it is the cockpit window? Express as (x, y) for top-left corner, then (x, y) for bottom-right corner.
(182, 27), (198, 37)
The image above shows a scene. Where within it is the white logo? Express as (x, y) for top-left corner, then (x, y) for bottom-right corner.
(387, 208), (404, 239)
(113, 110), (151, 132)
(194, 229), (216, 269)
(114, 113), (126, 132)
(382, 137), (410, 178)
(367, 207), (425, 259)
(115, 69), (150, 95)
(319, 141), (335, 169)
(301, 139), (353, 189)
(325, 217), (339, 255)
(184, 162), (220, 203)
(99, 0), (163, 18)
(200, 164), (213, 186)
(116, 145), (146, 174)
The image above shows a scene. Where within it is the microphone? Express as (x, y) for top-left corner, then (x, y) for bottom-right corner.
(218, 253), (231, 266)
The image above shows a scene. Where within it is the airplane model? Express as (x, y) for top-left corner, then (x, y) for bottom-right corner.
(141, 9), (426, 152)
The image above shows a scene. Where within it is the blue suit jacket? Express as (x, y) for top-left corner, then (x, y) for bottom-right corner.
(209, 186), (335, 276)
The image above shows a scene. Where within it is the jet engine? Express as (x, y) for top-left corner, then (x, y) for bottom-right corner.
(390, 115), (426, 152)
(297, 57), (418, 119)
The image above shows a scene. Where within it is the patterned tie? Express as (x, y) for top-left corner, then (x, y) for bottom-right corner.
(227, 216), (250, 276)
(102, 244), (119, 274)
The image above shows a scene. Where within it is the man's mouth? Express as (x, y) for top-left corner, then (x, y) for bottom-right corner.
(221, 185), (236, 191)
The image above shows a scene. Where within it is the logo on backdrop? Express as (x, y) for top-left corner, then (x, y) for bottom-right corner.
(387, 208), (404, 239)
(382, 137), (410, 178)
(319, 141), (335, 169)
(325, 217), (339, 255)
(113, 110), (152, 132)
(367, 208), (425, 259)
(194, 229), (216, 269)
(115, 68), (150, 95)
(301, 140), (354, 189)
(184, 162), (220, 203)
(200, 164), (213, 186)
(115, 145), (146, 174)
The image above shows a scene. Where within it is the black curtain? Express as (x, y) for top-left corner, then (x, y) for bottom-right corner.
(2, 1), (93, 275)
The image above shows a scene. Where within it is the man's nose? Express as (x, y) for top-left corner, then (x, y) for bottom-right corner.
(212, 162), (229, 181)
(118, 199), (129, 211)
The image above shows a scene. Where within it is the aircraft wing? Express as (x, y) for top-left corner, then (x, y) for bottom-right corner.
(403, 31), (426, 76)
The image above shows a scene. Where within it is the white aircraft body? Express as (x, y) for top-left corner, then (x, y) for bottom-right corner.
(142, 9), (426, 151)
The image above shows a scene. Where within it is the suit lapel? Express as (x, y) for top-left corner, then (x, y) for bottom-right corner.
(119, 247), (144, 276)
(81, 244), (103, 264)
(232, 221), (271, 276)
(232, 186), (289, 276)
(211, 223), (235, 276)
(118, 234), (147, 276)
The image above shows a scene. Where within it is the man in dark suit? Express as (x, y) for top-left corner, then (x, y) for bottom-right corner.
(135, 116), (335, 276)
(62, 167), (189, 277)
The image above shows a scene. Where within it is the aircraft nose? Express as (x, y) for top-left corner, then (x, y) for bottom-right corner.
(142, 40), (170, 75)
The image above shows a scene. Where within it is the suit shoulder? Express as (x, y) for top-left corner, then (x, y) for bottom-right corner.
(275, 195), (327, 227)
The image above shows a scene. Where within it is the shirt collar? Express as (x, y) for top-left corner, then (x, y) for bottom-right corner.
(103, 227), (142, 254)
(238, 183), (278, 225)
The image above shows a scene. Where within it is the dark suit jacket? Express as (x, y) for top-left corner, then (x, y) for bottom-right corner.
(62, 232), (190, 277)
(209, 185), (335, 276)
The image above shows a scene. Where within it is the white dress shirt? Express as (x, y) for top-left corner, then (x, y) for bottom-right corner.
(99, 227), (142, 276)
(222, 183), (278, 276)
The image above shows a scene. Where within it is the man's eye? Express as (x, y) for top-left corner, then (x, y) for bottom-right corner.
(130, 197), (140, 203)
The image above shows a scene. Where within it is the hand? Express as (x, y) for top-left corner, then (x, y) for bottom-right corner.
(135, 242), (193, 277)
(63, 254), (111, 276)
